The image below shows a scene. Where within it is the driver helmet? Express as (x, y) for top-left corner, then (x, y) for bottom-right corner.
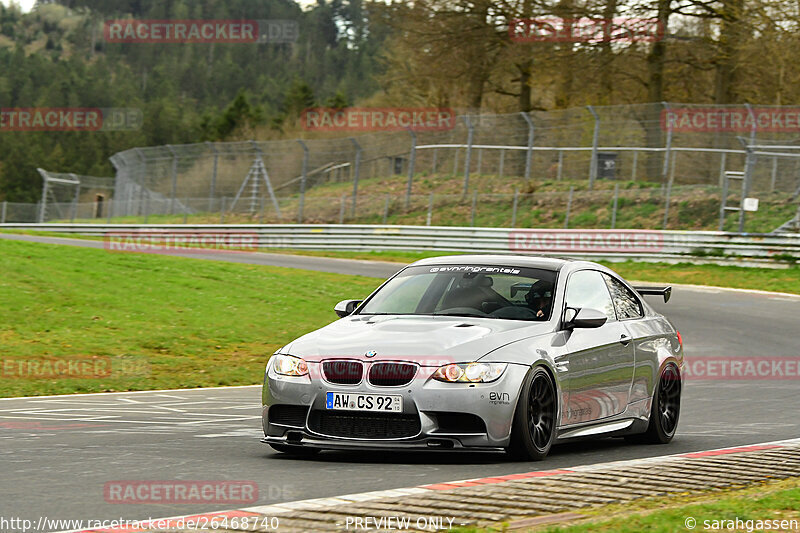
(525, 280), (554, 309)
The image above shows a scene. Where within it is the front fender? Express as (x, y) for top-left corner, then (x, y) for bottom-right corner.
(478, 332), (567, 429)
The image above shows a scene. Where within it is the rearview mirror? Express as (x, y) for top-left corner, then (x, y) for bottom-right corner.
(565, 307), (607, 329)
(334, 299), (362, 318)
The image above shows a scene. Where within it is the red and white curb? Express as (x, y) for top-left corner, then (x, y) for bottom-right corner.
(58, 437), (800, 532)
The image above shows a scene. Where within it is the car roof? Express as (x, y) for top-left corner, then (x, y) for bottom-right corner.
(409, 254), (577, 271)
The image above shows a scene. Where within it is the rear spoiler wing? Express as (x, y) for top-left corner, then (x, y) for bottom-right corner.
(633, 286), (672, 303)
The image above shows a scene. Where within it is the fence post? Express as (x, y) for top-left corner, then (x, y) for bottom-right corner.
(499, 149), (505, 178)
(383, 194), (390, 224)
(794, 159), (800, 201)
(1, 201), (6, 224)
(426, 193), (434, 226)
(718, 152), (727, 188)
(745, 103), (757, 151)
(471, 191), (477, 226)
(520, 112), (534, 181)
(662, 177), (673, 229)
(477, 148), (483, 176)
(740, 146), (757, 232)
(631, 150), (638, 181)
(432, 148), (438, 174)
(134, 148), (147, 218)
(339, 194), (346, 224)
(297, 140), (309, 223)
(739, 104), (758, 232)
(611, 183), (619, 229)
(405, 128), (417, 209)
(70, 173), (80, 222)
(38, 177), (49, 223)
(587, 106), (599, 190)
(661, 102), (673, 183)
(349, 138), (362, 216)
(511, 187), (519, 228)
(462, 116), (474, 196)
(771, 156), (778, 192)
(564, 186), (574, 228)
(143, 194), (149, 224)
(718, 170), (730, 231)
(794, 204), (800, 231)
(167, 144), (178, 215)
(206, 142), (218, 212)
(557, 150), (563, 181)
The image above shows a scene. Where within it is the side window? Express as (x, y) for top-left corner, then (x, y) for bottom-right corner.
(602, 274), (644, 320)
(565, 270), (616, 321)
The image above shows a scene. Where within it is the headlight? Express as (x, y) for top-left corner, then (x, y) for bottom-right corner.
(432, 363), (507, 383)
(272, 354), (309, 377)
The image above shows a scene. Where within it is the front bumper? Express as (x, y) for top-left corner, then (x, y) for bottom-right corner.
(260, 434), (504, 452)
(262, 359), (529, 450)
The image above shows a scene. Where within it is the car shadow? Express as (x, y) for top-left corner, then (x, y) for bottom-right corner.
(263, 436), (637, 465)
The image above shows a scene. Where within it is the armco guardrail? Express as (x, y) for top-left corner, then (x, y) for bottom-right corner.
(2, 224), (800, 266)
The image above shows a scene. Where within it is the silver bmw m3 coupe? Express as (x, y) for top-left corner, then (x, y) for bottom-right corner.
(261, 255), (684, 460)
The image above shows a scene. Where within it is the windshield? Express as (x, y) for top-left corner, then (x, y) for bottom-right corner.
(358, 265), (557, 321)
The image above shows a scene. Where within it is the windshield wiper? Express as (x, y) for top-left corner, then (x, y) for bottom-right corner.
(432, 312), (488, 318)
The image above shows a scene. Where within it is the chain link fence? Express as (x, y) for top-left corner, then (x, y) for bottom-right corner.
(9, 102), (800, 231)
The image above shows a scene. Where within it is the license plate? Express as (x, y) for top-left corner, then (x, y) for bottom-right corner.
(326, 392), (402, 412)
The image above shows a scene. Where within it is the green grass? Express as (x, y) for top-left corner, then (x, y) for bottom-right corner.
(453, 478), (800, 532)
(606, 261), (800, 295)
(0, 239), (379, 397)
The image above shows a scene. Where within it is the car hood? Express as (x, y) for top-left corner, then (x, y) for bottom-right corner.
(281, 315), (553, 364)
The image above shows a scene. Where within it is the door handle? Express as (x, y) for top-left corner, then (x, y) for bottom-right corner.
(619, 334), (632, 346)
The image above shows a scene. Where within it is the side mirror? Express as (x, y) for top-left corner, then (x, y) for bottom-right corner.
(334, 299), (362, 318)
(564, 307), (607, 329)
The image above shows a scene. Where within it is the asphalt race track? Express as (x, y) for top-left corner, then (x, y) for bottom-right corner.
(1, 231), (799, 528)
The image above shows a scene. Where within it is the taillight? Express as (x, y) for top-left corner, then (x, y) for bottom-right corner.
(676, 331), (683, 348)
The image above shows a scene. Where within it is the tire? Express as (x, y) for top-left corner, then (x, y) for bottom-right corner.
(632, 363), (681, 444)
(269, 444), (321, 456)
(508, 366), (557, 461)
